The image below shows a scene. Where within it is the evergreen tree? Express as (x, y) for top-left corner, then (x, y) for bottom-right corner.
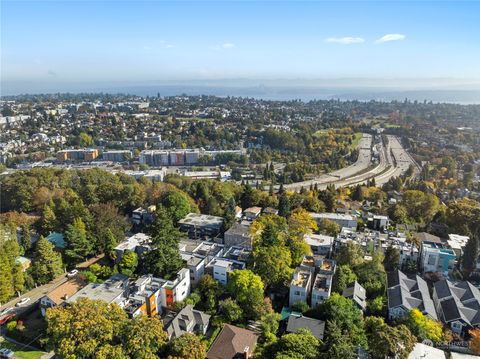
(462, 232), (479, 276)
(39, 203), (57, 235)
(278, 192), (291, 217)
(224, 197), (237, 229)
(32, 236), (63, 284)
(143, 207), (183, 279)
(65, 217), (92, 263)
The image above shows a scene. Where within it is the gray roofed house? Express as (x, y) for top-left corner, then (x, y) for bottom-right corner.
(387, 270), (437, 320)
(433, 279), (480, 336)
(164, 304), (211, 340)
(286, 314), (325, 340)
(343, 281), (367, 311)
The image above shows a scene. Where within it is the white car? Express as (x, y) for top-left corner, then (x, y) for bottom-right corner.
(0, 308), (13, 316)
(15, 297), (31, 307)
(67, 269), (79, 278)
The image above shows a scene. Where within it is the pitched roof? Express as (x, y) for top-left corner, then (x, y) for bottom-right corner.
(46, 277), (85, 305)
(343, 281), (367, 310)
(387, 270), (437, 320)
(165, 304), (211, 339)
(207, 324), (258, 359)
(434, 279), (480, 327)
(286, 314), (325, 340)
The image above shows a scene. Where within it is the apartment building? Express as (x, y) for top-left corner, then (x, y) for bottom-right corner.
(114, 233), (152, 263)
(56, 148), (99, 162)
(311, 273), (333, 307)
(102, 150), (132, 162)
(309, 212), (358, 229)
(124, 275), (163, 318)
(178, 213), (224, 239)
(157, 268), (191, 310)
(304, 234), (334, 256)
(223, 223), (252, 249)
(67, 274), (130, 306)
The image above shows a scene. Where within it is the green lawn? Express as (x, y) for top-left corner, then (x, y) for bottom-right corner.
(0, 338), (45, 359)
(350, 132), (363, 150)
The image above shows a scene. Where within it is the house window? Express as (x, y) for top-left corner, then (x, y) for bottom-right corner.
(427, 255), (436, 265)
(294, 291), (300, 296)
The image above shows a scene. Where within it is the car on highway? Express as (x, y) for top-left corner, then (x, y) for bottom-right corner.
(0, 348), (14, 358)
(15, 297), (30, 307)
(67, 269), (79, 278)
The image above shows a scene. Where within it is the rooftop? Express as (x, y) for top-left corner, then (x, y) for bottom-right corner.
(178, 213), (224, 227)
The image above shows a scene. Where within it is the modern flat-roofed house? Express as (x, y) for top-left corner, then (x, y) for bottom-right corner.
(40, 277), (86, 316)
(433, 279), (480, 336)
(304, 234), (334, 256)
(114, 233), (152, 263)
(289, 267), (313, 308)
(164, 304), (211, 340)
(67, 273), (130, 306)
(387, 270), (438, 320)
(178, 213), (224, 239)
(309, 212), (357, 230)
(124, 275), (163, 318)
(447, 234), (469, 259)
(207, 324), (258, 359)
(223, 223), (252, 249)
(157, 268), (191, 310)
(311, 273), (333, 307)
(420, 241), (456, 276)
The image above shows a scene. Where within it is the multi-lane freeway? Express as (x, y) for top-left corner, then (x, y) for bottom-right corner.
(285, 133), (419, 192)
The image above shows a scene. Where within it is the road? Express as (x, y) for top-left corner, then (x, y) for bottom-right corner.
(285, 133), (417, 192)
(0, 255), (103, 318)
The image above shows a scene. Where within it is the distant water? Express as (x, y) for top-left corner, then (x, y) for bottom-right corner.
(103, 85), (480, 104)
(3, 82), (480, 104)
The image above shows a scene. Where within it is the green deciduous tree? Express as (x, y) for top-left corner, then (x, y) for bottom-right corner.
(118, 250), (138, 276)
(318, 219), (340, 237)
(219, 298), (243, 324)
(332, 264), (357, 294)
(252, 245), (293, 288)
(167, 333), (207, 359)
(266, 328), (321, 359)
(227, 269), (265, 320)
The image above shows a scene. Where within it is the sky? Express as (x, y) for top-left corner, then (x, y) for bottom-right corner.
(1, 0), (480, 94)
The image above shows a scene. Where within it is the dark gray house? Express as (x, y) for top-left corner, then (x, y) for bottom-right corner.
(387, 270), (437, 320)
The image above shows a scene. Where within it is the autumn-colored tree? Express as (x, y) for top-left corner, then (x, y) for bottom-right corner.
(469, 328), (480, 354)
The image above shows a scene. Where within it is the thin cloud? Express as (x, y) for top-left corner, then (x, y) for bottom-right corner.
(325, 37), (365, 45)
(376, 34), (406, 43)
(222, 43), (235, 49)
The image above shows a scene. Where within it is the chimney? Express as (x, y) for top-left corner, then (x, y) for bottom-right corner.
(243, 346), (250, 359)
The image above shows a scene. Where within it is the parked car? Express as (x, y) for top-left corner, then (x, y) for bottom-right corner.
(0, 313), (16, 326)
(0, 348), (14, 358)
(67, 269), (79, 278)
(0, 308), (12, 316)
(15, 298), (30, 307)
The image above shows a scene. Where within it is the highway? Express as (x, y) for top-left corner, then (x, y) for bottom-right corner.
(285, 133), (418, 192)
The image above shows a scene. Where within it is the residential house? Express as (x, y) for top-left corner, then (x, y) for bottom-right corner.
(420, 241), (456, 276)
(387, 270), (438, 320)
(243, 207), (262, 221)
(124, 275), (163, 318)
(311, 272), (333, 307)
(447, 234), (470, 259)
(304, 234), (334, 256)
(286, 314), (325, 341)
(207, 324), (258, 359)
(67, 274), (130, 306)
(433, 279), (480, 336)
(343, 281), (367, 311)
(40, 277), (86, 316)
(157, 268), (191, 310)
(164, 304), (211, 340)
(223, 223), (253, 249)
(289, 267), (313, 308)
(114, 233), (152, 263)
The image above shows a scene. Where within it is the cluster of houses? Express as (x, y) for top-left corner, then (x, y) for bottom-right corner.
(28, 205), (480, 359)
